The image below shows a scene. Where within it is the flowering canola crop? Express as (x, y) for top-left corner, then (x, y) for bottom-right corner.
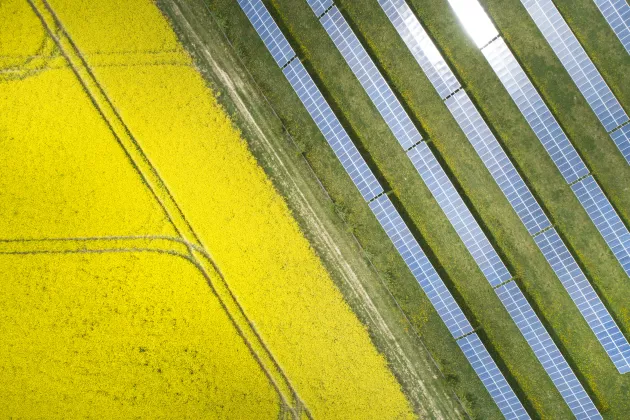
(0, 252), (281, 418)
(0, 0), (413, 418)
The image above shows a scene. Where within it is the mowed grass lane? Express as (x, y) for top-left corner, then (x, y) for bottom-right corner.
(210, 0), (630, 417)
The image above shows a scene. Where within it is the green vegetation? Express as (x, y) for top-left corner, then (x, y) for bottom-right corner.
(181, 0), (630, 417)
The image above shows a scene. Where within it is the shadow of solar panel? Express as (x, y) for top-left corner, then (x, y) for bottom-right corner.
(282, 60), (384, 201)
(593, 0), (630, 53)
(407, 143), (511, 287)
(520, 0), (629, 132)
(369, 194), (473, 339)
(319, 7), (422, 150)
(445, 90), (550, 235)
(482, 38), (589, 184)
(457, 333), (529, 419)
(305, 0), (333, 18)
(378, 0), (461, 100)
(571, 175), (630, 278)
(610, 124), (630, 164)
(237, 0), (296, 68)
(534, 228), (630, 373)
(496, 282), (601, 419)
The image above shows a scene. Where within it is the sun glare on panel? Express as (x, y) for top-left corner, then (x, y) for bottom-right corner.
(447, 0), (498, 48)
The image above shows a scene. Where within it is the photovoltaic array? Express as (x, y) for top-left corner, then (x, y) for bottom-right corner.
(481, 36), (630, 280)
(368, 195), (473, 339)
(305, 0), (332, 18)
(518, 0), (630, 164)
(313, 1), (514, 290)
(407, 143), (511, 287)
(378, 0), (630, 415)
(237, 0), (527, 417)
(592, 0), (630, 54)
(443, 0), (499, 48)
(611, 124), (630, 162)
(439, 0), (630, 376)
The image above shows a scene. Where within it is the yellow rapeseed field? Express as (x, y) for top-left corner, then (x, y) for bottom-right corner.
(0, 0), (414, 417)
(0, 252), (280, 418)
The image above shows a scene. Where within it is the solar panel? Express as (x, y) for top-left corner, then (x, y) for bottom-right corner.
(445, 90), (551, 236)
(482, 38), (589, 184)
(571, 175), (630, 278)
(282, 60), (384, 201)
(593, 0), (630, 53)
(237, 0), (296, 68)
(319, 7), (423, 150)
(408, 143), (512, 287)
(305, 0), (333, 18)
(534, 228), (630, 373)
(369, 194), (473, 339)
(610, 123), (630, 164)
(457, 333), (529, 419)
(496, 282), (601, 419)
(519, 0), (629, 132)
(446, 0), (500, 48)
(377, 0), (461, 100)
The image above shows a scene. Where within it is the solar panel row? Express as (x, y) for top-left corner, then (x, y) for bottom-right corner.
(610, 124), (630, 164)
(519, 0), (630, 141)
(236, 0), (296, 67)
(408, 143), (511, 287)
(457, 333), (529, 419)
(369, 194), (474, 339)
(282, 60), (384, 201)
(482, 38), (589, 184)
(592, 0), (630, 54)
(445, 90), (551, 236)
(496, 282), (601, 419)
(305, 0), (333, 18)
(378, 0), (461, 100)
(320, 7), (422, 150)
(367, 195), (529, 418)
(534, 228), (630, 373)
(572, 176), (630, 278)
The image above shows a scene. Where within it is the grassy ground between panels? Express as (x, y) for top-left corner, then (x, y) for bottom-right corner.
(203, 0), (630, 418)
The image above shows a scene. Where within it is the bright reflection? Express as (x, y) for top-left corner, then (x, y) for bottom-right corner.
(447, 0), (499, 48)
